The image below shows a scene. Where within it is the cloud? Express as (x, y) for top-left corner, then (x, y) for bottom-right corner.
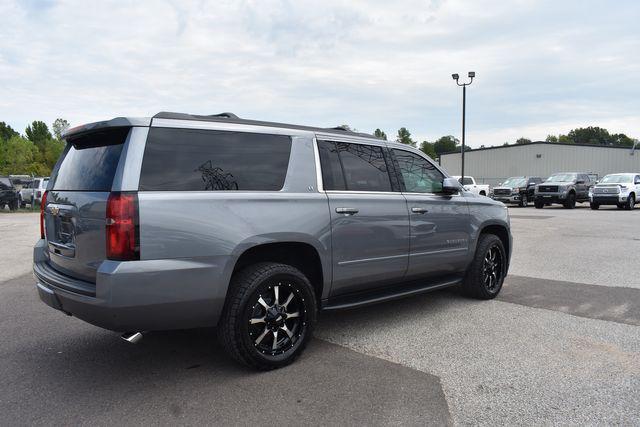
(0, 0), (638, 146)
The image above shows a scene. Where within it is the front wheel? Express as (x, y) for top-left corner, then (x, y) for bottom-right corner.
(534, 200), (544, 209)
(218, 262), (317, 370)
(626, 194), (635, 210)
(9, 200), (20, 211)
(590, 203), (599, 210)
(461, 234), (507, 299)
(563, 193), (576, 209)
(519, 194), (528, 207)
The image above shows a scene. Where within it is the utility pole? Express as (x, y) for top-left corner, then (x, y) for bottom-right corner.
(452, 72), (475, 182)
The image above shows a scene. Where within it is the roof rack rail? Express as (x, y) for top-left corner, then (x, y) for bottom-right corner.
(209, 112), (239, 119)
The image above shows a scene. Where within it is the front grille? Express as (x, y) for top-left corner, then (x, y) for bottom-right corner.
(493, 188), (512, 196)
(593, 186), (620, 194)
(538, 185), (558, 193)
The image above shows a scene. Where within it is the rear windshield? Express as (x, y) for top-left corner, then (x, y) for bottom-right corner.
(51, 128), (128, 191)
(139, 128), (292, 191)
(0, 178), (12, 189)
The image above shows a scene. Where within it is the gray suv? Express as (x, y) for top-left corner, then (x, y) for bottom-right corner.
(34, 112), (512, 370)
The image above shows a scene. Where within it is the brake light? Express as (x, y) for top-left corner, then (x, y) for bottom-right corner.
(40, 191), (48, 239)
(106, 192), (140, 261)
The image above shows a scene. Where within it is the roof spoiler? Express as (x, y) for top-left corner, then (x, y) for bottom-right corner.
(62, 117), (151, 140)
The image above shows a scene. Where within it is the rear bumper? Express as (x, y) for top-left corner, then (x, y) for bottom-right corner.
(33, 239), (231, 332)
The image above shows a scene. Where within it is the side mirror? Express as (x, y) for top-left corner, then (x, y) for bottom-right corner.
(442, 177), (461, 195)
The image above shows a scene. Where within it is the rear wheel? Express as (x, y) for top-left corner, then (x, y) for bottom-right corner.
(9, 200), (19, 211)
(626, 194), (635, 210)
(462, 234), (506, 299)
(590, 203), (600, 210)
(563, 192), (576, 209)
(218, 262), (317, 370)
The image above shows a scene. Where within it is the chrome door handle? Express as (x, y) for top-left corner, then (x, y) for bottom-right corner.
(336, 207), (359, 215)
(411, 207), (429, 214)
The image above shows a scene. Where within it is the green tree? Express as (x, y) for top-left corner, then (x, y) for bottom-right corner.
(433, 135), (459, 155)
(611, 133), (634, 147)
(558, 134), (574, 144)
(0, 122), (19, 142)
(515, 137), (532, 145)
(419, 141), (437, 159)
(0, 135), (41, 175)
(566, 126), (612, 145)
(52, 118), (70, 140)
(25, 120), (52, 152)
(373, 128), (387, 140)
(545, 135), (558, 143)
(396, 127), (415, 146)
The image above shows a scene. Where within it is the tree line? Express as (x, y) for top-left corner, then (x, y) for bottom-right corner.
(373, 126), (637, 158)
(0, 119), (69, 176)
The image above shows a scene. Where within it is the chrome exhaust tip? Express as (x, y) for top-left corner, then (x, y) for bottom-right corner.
(121, 332), (143, 344)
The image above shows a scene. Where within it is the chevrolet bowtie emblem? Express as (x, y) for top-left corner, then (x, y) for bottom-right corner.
(50, 206), (60, 216)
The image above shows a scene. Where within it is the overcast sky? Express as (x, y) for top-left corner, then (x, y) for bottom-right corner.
(1, 0), (639, 147)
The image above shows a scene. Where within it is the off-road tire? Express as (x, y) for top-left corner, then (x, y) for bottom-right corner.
(218, 262), (317, 370)
(534, 200), (544, 209)
(461, 234), (507, 300)
(590, 203), (599, 210)
(626, 194), (635, 210)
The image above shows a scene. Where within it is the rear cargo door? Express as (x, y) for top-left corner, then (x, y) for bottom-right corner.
(44, 128), (130, 282)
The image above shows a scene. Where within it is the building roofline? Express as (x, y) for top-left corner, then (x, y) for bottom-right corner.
(439, 140), (636, 156)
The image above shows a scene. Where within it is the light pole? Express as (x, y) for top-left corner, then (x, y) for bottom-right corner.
(452, 71), (475, 183)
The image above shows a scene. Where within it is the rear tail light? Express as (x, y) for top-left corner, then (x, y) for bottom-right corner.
(106, 192), (140, 261)
(40, 191), (48, 239)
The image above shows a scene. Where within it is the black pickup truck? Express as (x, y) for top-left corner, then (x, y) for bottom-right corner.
(0, 177), (20, 211)
(492, 176), (543, 207)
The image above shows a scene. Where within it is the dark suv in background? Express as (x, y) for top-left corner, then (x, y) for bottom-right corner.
(0, 177), (20, 211)
(534, 172), (592, 209)
(34, 112), (512, 370)
(491, 176), (543, 207)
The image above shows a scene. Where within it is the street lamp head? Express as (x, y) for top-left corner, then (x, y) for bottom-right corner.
(468, 71), (475, 78)
(451, 73), (459, 81)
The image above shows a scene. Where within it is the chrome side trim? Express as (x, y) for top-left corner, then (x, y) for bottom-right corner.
(314, 132), (386, 146)
(337, 253), (407, 266)
(410, 248), (468, 257)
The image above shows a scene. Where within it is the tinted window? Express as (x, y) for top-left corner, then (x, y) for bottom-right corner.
(52, 143), (125, 191)
(334, 142), (392, 192)
(317, 140), (346, 191)
(393, 149), (444, 193)
(140, 128), (291, 191)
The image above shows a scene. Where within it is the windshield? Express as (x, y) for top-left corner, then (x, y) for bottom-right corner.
(546, 173), (576, 183)
(600, 174), (632, 184)
(501, 177), (526, 188)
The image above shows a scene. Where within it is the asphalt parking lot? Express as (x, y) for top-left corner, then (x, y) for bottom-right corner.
(1, 206), (638, 425)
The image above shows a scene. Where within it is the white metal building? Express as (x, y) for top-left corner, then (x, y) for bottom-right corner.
(439, 142), (640, 186)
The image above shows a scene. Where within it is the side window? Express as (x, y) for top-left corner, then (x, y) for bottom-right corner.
(334, 142), (392, 192)
(392, 149), (444, 193)
(636, 175), (640, 184)
(139, 128), (292, 191)
(317, 140), (345, 191)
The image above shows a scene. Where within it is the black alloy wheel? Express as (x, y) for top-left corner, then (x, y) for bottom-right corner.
(248, 282), (307, 357)
(218, 262), (317, 370)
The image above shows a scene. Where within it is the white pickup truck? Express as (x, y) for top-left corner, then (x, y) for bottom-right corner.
(452, 176), (490, 196)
